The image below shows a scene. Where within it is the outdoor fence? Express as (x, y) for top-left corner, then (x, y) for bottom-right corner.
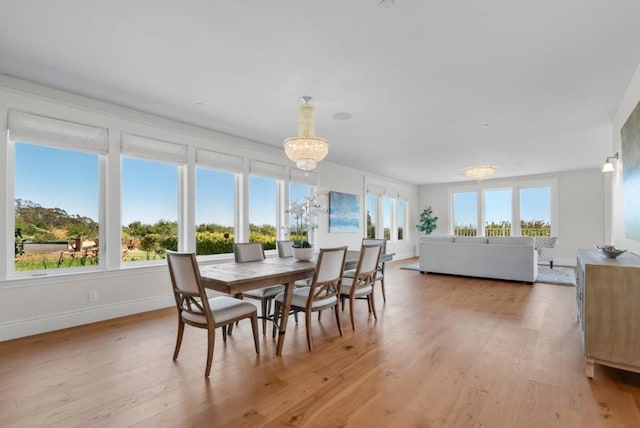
(454, 227), (551, 237)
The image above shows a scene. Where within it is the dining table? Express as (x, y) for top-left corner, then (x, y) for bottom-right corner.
(198, 250), (395, 356)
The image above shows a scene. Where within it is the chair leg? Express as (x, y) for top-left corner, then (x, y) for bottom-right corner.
(204, 328), (215, 378)
(550, 261), (554, 269)
(318, 310), (322, 321)
(369, 292), (377, 320)
(334, 304), (343, 337)
(380, 277), (386, 302)
(305, 310), (313, 352)
(272, 301), (281, 339)
(349, 296), (356, 332)
(227, 321), (234, 335)
(222, 324), (227, 342)
(234, 293), (242, 328)
(261, 299), (268, 336)
(173, 318), (185, 360)
(250, 314), (260, 354)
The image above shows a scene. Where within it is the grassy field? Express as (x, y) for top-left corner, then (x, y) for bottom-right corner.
(15, 250), (99, 271)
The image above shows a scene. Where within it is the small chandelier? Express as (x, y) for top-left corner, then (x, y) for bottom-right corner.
(283, 96), (330, 171)
(464, 165), (496, 180)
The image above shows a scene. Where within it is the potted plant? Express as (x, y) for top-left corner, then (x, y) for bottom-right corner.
(286, 191), (326, 261)
(416, 206), (438, 236)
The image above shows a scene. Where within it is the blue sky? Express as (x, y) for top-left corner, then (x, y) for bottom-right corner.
(16, 143), (311, 227)
(16, 142), (550, 230)
(15, 143), (99, 219)
(454, 187), (551, 226)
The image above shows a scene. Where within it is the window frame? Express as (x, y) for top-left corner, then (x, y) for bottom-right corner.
(248, 173), (281, 253)
(482, 187), (513, 237)
(448, 178), (558, 238)
(397, 198), (407, 241)
(194, 165), (238, 259)
(8, 116), (108, 277)
(120, 155), (183, 266)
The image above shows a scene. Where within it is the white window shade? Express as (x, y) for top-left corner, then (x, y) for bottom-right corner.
(250, 160), (285, 179)
(397, 190), (410, 201)
(196, 149), (243, 173)
(289, 168), (317, 185)
(366, 180), (409, 201)
(8, 109), (108, 154)
(366, 183), (384, 197)
(121, 133), (187, 164)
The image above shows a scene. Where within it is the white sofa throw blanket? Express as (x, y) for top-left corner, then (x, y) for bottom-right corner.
(418, 236), (538, 283)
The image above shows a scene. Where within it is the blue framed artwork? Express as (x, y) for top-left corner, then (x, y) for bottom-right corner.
(329, 191), (360, 233)
(622, 100), (640, 240)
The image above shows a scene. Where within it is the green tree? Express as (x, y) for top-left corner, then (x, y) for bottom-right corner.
(416, 206), (438, 236)
(140, 234), (161, 260)
(366, 211), (375, 239)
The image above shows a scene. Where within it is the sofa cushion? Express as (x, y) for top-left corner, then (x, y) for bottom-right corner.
(454, 236), (488, 244)
(487, 236), (534, 245)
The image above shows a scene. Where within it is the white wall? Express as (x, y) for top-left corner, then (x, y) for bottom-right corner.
(418, 169), (606, 267)
(612, 62), (640, 251)
(317, 162), (418, 260)
(0, 76), (418, 340)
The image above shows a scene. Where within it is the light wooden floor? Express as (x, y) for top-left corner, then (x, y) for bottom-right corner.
(2, 259), (640, 427)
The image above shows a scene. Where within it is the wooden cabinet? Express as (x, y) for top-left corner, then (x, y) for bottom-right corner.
(576, 249), (640, 378)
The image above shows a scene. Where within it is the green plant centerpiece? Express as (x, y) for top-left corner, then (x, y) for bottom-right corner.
(416, 206), (438, 236)
(286, 191), (326, 259)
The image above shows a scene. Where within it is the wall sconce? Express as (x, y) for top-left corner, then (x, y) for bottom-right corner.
(602, 152), (619, 173)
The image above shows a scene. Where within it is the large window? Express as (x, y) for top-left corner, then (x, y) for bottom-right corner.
(366, 186), (408, 242)
(195, 168), (236, 255)
(121, 158), (179, 262)
(382, 196), (392, 240)
(520, 187), (551, 236)
(14, 143), (100, 271)
(366, 194), (377, 239)
(453, 192), (478, 236)
(249, 175), (277, 250)
(397, 199), (406, 240)
(484, 189), (512, 236)
(451, 182), (555, 237)
(9, 110), (107, 274)
(6, 110), (333, 279)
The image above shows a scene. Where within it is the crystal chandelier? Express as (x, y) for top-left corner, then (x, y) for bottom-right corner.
(283, 96), (330, 171)
(464, 165), (496, 180)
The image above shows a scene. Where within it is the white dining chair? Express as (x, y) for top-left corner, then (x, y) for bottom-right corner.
(234, 243), (285, 335)
(166, 251), (259, 378)
(272, 246), (348, 351)
(343, 238), (388, 302)
(340, 242), (383, 331)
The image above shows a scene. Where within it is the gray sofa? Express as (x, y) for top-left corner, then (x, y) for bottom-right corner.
(418, 236), (538, 283)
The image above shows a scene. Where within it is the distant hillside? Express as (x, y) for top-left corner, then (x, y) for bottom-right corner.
(15, 199), (97, 241)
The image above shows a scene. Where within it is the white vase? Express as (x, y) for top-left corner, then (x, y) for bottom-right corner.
(292, 247), (314, 261)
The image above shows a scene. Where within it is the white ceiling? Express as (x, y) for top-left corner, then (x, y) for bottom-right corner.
(1, 1), (639, 184)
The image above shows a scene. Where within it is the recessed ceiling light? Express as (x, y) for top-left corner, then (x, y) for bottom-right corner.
(379, 0), (394, 8)
(332, 112), (352, 120)
(196, 102), (206, 107)
(482, 124), (490, 129)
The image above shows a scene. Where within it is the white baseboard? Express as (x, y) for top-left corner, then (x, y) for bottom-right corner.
(390, 251), (416, 261)
(0, 294), (174, 341)
(552, 257), (576, 267)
